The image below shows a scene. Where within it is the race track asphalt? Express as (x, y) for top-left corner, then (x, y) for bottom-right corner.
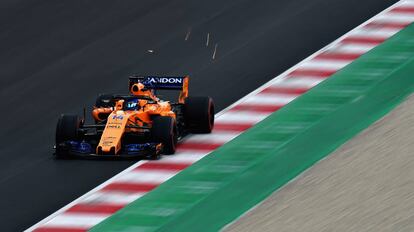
(0, 0), (398, 231)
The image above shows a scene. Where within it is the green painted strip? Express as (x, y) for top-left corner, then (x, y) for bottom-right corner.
(91, 25), (414, 232)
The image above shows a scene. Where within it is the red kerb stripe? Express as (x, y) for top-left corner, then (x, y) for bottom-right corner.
(230, 104), (282, 113)
(341, 37), (384, 44)
(177, 142), (221, 151)
(137, 162), (191, 171)
(261, 87), (308, 95)
(367, 21), (410, 29)
(289, 69), (336, 77)
(390, 6), (414, 13)
(314, 52), (361, 61)
(102, 183), (157, 192)
(213, 123), (253, 132)
(66, 203), (124, 214)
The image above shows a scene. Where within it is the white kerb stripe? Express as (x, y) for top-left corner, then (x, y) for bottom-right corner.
(242, 94), (297, 105)
(375, 12), (414, 23)
(157, 153), (207, 163)
(41, 213), (109, 228)
(327, 43), (376, 54)
(82, 191), (145, 205)
(115, 170), (178, 184)
(185, 131), (240, 144)
(348, 27), (400, 38)
(399, 0), (414, 8)
(273, 77), (324, 89)
(216, 112), (270, 124)
(299, 59), (352, 70)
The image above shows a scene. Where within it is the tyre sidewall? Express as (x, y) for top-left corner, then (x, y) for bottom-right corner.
(151, 116), (177, 155)
(184, 96), (214, 133)
(55, 114), (82, 158)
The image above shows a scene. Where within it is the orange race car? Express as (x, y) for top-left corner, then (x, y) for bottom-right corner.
(54, 76), (214, 159)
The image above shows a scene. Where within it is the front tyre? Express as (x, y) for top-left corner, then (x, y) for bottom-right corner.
(55, 114), (82, 158)
(184, 96), (214, 133)
(151, 116), (178, 155)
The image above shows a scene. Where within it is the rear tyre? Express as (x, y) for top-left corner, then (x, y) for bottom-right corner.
(184, 96), (214, 133)
(151, 116), (177, 155)
(55, 114), (82, 158)
(95, 94), (115, 108)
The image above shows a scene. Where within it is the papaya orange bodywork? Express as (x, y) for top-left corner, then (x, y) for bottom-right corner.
(98, 111), (130, 154)
(55, 76), (195, 158)
(93, 95), (176, 155)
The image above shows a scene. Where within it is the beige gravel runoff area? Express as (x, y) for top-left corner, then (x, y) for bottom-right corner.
(224, 94), (414, 232)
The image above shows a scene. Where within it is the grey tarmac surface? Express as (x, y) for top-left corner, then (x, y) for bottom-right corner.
(225, 95), (414, 232)
(0, 0), (398, 231)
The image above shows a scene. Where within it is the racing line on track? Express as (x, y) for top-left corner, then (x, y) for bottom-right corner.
(27, 0), (414, 231)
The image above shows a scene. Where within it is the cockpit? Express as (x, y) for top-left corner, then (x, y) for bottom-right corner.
(124, 99), (140, 110)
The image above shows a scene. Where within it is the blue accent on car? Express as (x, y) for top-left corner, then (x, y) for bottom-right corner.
(125, 99), (139, 110)
(68, 141), (93, 154)
(142, 76), (185, 89)
(125, 143), (148, 152)
(125, 143), (157, 154)
(112, 115), (124, 120)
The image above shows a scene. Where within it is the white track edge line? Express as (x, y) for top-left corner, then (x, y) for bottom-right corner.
(26, 1), (408, 231)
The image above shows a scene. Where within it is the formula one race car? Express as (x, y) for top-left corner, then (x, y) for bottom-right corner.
(54, 75), (214, 159)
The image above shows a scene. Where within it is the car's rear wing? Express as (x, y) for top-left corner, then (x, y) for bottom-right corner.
(129, 75), (189, 103)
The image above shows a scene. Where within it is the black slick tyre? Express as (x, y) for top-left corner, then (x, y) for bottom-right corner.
(55, 114), (82, 158)
(151, 116), (177, 155)
(184, 96), (214, 133)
